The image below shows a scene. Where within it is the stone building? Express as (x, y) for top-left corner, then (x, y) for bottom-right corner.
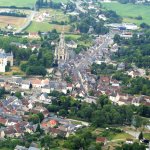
(0, 49), (13, 72)
(54, 32), (69, 64)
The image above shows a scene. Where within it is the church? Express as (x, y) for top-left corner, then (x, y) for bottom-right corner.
(54, 32), (69, 64)
(0, 49), (13, 72)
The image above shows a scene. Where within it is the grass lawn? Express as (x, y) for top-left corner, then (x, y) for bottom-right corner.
(25, 21), (70, 32)
(144, 133), (150, 140)
(102, 2), (150, 25)
(0, 0), (36, 7)
(110, 133), (134, 141)
(2, 66), (25, 76)
(65, 34), (81, 40)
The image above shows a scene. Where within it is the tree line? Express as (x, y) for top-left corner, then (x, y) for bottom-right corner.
(46, 93), (150, 128)
(113, 32), (150, 68)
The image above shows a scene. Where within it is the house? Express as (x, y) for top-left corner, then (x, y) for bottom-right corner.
(49, 120), (58, 127)
(0, 79), (5, 86)
(66, 40), (78, 49)
(31, 78), (42, 88)
(120, 32), (133, 39)
(41, 85), (50, 93)
(41, 78), (49, 87)
(96, 137), (107, 145)
(99, 14), (107, 21)
(21, 81), (31, 90)
(99, 76), (110, 85)
(41, 119), (58, 128)
(28, 33), (40, 39)
(117, 62), (125, 70)
(126, 139), (133, 144)
(0, 128), (5, 138)
(28, 147), (40, 150)
(67, 83), (73, 91)
(0, 117), (7, 126)
(15, 145), (28, 150)
(38, 93), (51, 104)
(48, 127), (68, 137)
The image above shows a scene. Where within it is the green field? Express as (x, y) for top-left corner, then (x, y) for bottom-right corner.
(102, 2), (150, 25)
(25, 21), (70, 32)
(53, 0), (69, 3)
(0, 0), (36, 7)
(144, 133), (150, 140)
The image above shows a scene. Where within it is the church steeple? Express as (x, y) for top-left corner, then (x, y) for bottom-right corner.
(54, 29), (68, 64)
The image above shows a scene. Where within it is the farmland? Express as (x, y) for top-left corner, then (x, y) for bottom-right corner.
(102, 2), (150, 25)
(0, 16), (27, 29)
(0, 0), (36, 7)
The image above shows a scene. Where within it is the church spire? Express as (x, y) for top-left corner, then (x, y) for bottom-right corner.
(54, 28), (68, 64)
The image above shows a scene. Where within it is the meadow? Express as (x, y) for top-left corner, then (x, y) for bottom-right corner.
(0, 0), (36, 7)
(102, 2), (150, 25)
(25, 21), (70, 32)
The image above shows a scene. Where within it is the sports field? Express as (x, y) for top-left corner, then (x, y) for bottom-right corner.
(102, 2), (150, 25)
(0, 0), (36, 7)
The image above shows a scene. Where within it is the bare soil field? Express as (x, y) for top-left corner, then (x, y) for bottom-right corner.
(0, 16), (27, 29)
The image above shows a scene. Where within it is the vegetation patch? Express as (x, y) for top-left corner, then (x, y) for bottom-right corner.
(102, 2), (150, 25)
(25, 21), (70, 32)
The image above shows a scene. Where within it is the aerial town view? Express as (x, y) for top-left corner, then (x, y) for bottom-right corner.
(0, 0), (150, 149)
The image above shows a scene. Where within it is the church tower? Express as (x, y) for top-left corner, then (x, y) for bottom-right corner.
(54, 32), (68, 64)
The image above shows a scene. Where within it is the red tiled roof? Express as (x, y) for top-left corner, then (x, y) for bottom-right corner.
(0, 117), (7, 125)
(96, 137), (107, 143)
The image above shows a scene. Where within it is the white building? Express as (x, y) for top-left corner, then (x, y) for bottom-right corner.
(0, 49), (13, 72)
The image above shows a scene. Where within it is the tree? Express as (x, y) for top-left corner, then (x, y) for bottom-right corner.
(20, 62), (28, 72)
(15, 92), (22, 99)
(138, 131), (143, 140)
(36, 123), (43, 134)
(78, 22), (89, 33)
(28, 54), (39, 66)
(117, 142), (146, 150)
(26, 66), (47, 76)
(132, 115), (143, 129)
(59, 109), (67, 117)
(37, 112), (44, 122)
(91, 110), (106, 127)
(0, 88), (5, 98)
(29, 83), (33, 90)
(97, 95), (110, 108)
(28, 114), (40, 124)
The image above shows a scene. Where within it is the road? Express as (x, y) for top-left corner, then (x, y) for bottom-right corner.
(59, 33), (114, 95)
(15, 5), (37, 33)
